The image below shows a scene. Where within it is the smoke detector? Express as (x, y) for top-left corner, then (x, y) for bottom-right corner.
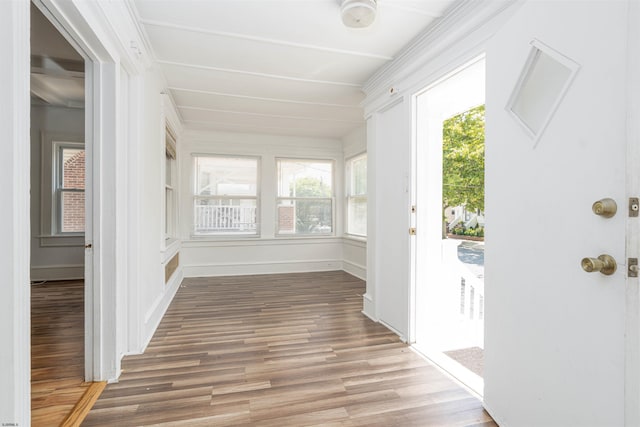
(341, 0), (377, 28)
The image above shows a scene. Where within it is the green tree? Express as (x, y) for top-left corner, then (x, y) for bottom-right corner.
(290, 177), (331, 197)
(442, 104), (485, 212)
(290, 177), (332, 233)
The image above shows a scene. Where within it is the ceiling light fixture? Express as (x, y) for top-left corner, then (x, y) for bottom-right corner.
(341, 0), (377, 28)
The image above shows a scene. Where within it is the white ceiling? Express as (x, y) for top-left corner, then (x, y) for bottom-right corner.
(132, 0), (459, 139)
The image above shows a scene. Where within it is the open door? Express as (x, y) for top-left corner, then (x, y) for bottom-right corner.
(484, 1), (634, 425)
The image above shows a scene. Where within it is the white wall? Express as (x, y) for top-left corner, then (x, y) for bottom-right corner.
(179, 129), (346, 277)
(30, 105), (85, 281)
(342, 125), (367, 280)
(136, 68), (184, 350)
(0, 1), (30, 423)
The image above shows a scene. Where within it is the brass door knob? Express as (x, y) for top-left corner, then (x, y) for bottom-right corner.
(592, 198), (617, 218)
(581, 254), (617, 275)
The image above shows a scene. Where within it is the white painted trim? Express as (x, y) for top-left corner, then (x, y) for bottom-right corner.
(362, 293), (376, 321)
(38, 235), (84, 247)
(364, 0), (520, 98)
(342, 260), (366, 281)
(141, 269), (184, 353)
(157, 60), (361, 87)
(170, 86), (359, 109)
(182, 119), (355, 138)
(31, 265), (84, 282)
(140, 19), (393, 61)
(379, 319), (407, 343)
(183, 236), (343, 248)
(183, 259), (343, 278)
(625, 1), (640, 425)
(0, 1), (31, 424)
(179, 105), (362, 124)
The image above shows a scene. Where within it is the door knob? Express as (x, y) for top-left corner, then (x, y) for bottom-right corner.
(581, 254), (617, 275)
(592, 198), (617, 218)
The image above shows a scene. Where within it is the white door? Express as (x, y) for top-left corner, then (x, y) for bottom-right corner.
(484, 2), (633, 425)
(374, 100), (410, 338)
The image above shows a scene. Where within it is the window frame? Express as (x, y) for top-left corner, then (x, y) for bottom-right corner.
(345, 152), (367, 238)
(164, 127), (177, 241)
(275, 157), (335, 237)
(192, 153), (261, 237)
(53, 141), (85, 236)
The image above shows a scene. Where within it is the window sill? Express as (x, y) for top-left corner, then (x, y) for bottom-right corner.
(37, 234), (84, 248)
(343, 234), (367, 243)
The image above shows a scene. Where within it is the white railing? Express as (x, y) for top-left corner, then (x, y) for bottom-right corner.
(195, 205), (256, 232)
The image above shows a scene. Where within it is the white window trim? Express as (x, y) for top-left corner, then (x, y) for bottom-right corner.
(191, 153), (261, 238)
(345, 152), (367, 238)
(39, 133), (85, 246)
(275, 157), (336, 237)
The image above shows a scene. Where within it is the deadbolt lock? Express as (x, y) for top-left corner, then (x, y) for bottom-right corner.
(592, 198), (617, 218)
(581, 254), (617, 276)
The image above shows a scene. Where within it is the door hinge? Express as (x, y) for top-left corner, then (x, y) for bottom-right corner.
(630, 197), (639, 217)
(409, 227), (416, 235)
(629, 258), (638, 278)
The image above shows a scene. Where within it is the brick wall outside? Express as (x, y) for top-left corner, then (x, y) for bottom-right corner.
(278, 205), (294, 232)
(62, 149), (85, 233)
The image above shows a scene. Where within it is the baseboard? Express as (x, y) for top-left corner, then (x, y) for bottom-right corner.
(141, 268), (184, 352)
(182, 259), (343, 278)
(342, 260), (366, 280)
(362, 292), (376, 320)
(31, 264), (83, 281)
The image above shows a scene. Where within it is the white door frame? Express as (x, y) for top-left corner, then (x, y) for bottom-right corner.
(1, 1), (31, 425)
(625, 1), (640, 424)
(34, 0), (120, 382)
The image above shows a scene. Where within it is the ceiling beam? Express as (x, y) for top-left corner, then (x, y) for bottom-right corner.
(169, 86), (361, 109)
(141, 19), (393, 61)
(179, 105), (363, 124)
(158, 60), (362, 87)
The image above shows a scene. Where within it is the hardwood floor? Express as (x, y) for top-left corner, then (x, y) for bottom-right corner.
(84, 271), (496, 426)
(31, 280), (89, 426)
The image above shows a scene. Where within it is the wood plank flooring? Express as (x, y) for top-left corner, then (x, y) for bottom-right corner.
(84, 271), (496, 426)
(31, 280), (90, 426)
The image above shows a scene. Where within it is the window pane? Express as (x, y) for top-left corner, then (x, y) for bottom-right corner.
(195, 156), (257, 196)
(277, 160), (332, 198)
(166, 154), (172, 187)
(348, 197), (367, 236)
(61, 190), (85, 233)
(277, 199), (332, 235)
(194, 198), (257, 234)
(351, 155), (367, 196)
(61, 148), (85, 190)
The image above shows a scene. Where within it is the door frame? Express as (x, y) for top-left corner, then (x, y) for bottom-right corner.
(410, 56), (486, 395)
(625, 1), (640, 424)
(33, 0), (119, 382)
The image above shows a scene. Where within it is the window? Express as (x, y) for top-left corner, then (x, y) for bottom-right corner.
(276, 158), (333, 235)
(165, 128), (177, 239)
(54, 142), (85, 234)
(346, 153), (367, 236)
(193, 155), (259, 235)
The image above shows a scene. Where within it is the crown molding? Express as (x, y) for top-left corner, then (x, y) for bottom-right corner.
(363, 0), (521, 100)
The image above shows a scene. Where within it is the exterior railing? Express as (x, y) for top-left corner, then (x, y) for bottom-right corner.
(194, 205), (256, 232)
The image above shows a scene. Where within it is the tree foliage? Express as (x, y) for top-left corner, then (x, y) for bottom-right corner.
(291, 177), (331, 197)
(290, 177), (332, 233)
(442, 104), (485, 212)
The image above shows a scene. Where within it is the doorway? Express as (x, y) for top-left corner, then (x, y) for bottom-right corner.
(413, 57), (486, 395)
(29, 3), (89, 423)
